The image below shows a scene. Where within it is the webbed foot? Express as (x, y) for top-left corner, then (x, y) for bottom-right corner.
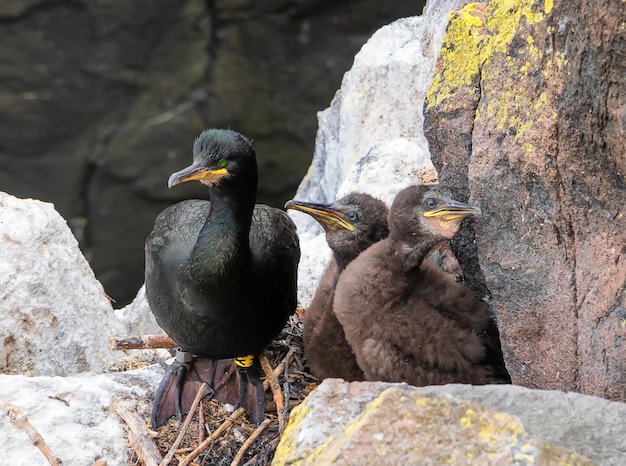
(151, 349), (237, 428)
(233, 359), (265, 425)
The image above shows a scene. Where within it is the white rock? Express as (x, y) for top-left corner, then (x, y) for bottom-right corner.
(115, 284), (162, 335)
(293, 234), (332, 308)
(0, 366), (162, 465)
(0, 192), (126, 376)
(336, 137), (436, 206)
(291, 0), (469, 304)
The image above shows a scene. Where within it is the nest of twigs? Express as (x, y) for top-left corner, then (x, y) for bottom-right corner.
(126, 313), (316, 466)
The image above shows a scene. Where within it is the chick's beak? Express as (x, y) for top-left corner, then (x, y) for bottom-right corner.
(423, 199), (482, 221)
(284, 200), (356, 232)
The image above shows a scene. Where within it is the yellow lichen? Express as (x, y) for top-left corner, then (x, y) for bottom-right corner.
(460, 408), (476, 427)
(426, 2), (486, 109)
(428, 0), (564, 153)
(544, 0), (554, 14)
(272, 402), (312, 465)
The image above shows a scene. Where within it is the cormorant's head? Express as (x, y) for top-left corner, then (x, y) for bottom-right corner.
(168, 129), (257, 189)
(389, 185), (481, 242)
(285, 192), (389, 263)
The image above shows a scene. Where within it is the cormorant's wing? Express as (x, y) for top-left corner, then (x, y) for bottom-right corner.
(249, 205), (300, 325)
(145, 200), (210, 319)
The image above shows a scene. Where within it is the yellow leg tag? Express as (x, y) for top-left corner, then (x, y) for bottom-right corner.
(234, 354), (254, 368)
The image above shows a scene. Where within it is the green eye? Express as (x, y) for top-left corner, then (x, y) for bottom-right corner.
(219, 158), (228, 168)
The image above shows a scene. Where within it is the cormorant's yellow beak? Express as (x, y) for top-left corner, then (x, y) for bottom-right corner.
(168, 163), (229, 188)
(423, 199), (482, 221)
(284, 200), (356, 232)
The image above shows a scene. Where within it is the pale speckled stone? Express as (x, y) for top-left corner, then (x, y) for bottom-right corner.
(0, 365), (163, 465)
(274, 380), (623, 465)
(0, 192), (126, 376)
(115, 284), (163, 335)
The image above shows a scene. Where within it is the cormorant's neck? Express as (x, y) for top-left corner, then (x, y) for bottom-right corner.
(191, 183), (256, 282)
(208, 184), (255, 232)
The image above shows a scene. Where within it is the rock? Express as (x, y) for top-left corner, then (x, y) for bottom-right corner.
(0, 365), (162, 465)
(114, 285), (162, 336)
(0, 192), (126, 376)
(424, 0), (626, 397)
(274, 379), (624, 465)
(290, 0), (469, 306)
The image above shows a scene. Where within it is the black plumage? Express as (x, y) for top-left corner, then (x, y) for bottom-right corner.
(145, 129), (300, 426)
(333, 184), (510, 386)
(285, 193), (389, 381)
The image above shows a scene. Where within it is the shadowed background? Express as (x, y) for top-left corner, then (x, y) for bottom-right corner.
(0, 0), (424, 306)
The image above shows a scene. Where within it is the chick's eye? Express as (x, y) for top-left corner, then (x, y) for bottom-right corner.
(347, 211), (358, 221)
(426, 198), (436, 209)
(219, 158), (228, 168)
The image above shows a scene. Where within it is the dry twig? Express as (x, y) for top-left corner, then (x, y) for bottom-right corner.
(198, 401), (206, 444)
(0, 401), (63, 465)
(115, 404), (163, 466)
(178, 359), (287, 465)
(259, 353), (285, 433)
(231, 418), (272, 466)
(109, 334), (177, 351)
(160, 383), (209, 466)
(281, 349), (295, 431)
(179, 406), (247, 466)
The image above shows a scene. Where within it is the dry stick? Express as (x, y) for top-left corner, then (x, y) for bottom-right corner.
(198, 400), (206, 444)
(160, 383), (209, 466)
(280, 349), (295, 433)
(259, 353), (285, 434)
(1, 401), (63, 466)
(179, 406), (246, 466)
(179, 359), (287, 466)
(242, 436), (281, 466)
(115, 404), (163, 466)
(230, 418), (272, 466)
(109, 334), (177, 350)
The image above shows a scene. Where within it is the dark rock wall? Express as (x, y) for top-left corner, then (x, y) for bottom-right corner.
(0, 0), (422, 305)
(425, 0), (625, 399)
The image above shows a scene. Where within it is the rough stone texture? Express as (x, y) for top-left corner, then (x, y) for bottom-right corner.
(274, 379), (625, 465)
(114, 285), (163, 335)
(424, 0), (626, 398)
(0, 365), (162, 466)
(0, 0), (423, 307)
(290, 0), (469, 306)
(0, 192), (126, 376)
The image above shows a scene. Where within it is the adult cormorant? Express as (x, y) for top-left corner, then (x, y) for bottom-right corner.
(145, 129), (300, 427)
(333, 185), (509, 386)
(285, 193), (389, 381)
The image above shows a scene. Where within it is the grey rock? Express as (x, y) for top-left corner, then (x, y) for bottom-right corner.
(0, 192), (126, 376)
(114, 285), (162, 336)
(274, 379), (624, 465)
(423, 0), (626, 397)
(0, 365), (163, 465)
